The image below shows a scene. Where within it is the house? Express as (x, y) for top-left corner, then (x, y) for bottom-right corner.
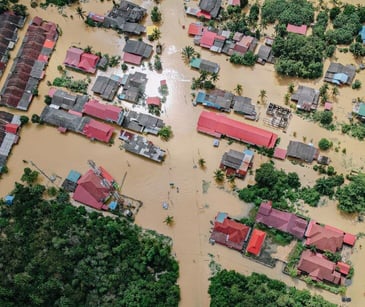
(91, 76), (121, 101)
(188, 22), (204, 36)
(286, 141), (319, 163)
(291, 85), (319, 111)
(83, 99), (123, 124)
(219, 149), (254, 178)
(198, 0), (222, 19)
(273, 147), (287, 160)
(48, 88), (89, 112)
(61, 169), (81, 192)
(255, 201), (308, 239)
(190, 58), (220, 74)
(353, 102), (365, 121)
(232, 96), (256, 119)
(122, 40), (153, 64)
(305, 220), (344, 252)
(118, 72), (147, 103)
(256, 45), (274, 64)
(87, 12), (105, 23)
(246, 229), (266, 256)
(297, 250), (343, 285)
(286, 24), (307, 35)
(324, 63), (356, 86)
(119, 129), (166, 163)
(210, 212), (251, 251)
(233, 36), (257, 55)
(102, 0), (146, 35)
(199, 30), (218, 49)
(359, 26), (365, 44)
(120, 109), (165, 135)
(195, 91), (232, 112)
(146, 96), (161, 108)
(227, 0), (240, 5)
(197, 111), (278, 149)
(82, 119), (114, 143)
(73, 169), (111, 210)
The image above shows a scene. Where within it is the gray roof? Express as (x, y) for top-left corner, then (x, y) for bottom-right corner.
(92, 76), (121, 101)
(233, 96), (256, 116)
(199, 0), (222, 18)
(257, 45), (272, 62)
(221, 149), (244, 169)
(199, 59), (220, 74)
(287, 141), (319, 163)
(120, 72), (148, 103)
(324, 62), (356, 85)
(52, 89), (78, 109)
(291, 85), (319, 111)
(123, 40), (153, 58)
(122, 110), (164, 135)
(30, 61), (46, 79)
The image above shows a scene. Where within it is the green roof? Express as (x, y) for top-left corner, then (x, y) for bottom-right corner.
(189, 58), (201, 69)
(359, 103), (365, 117)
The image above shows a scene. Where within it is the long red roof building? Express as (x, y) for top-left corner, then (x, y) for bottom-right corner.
(197, 111), (278, 148)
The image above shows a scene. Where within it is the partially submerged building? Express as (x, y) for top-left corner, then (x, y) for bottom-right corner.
(120, 109), (165, 135)
(256, 45), (274, 64)
(119, 129), (166, 163)
(103, 0), (146, 35)
(232, 96), (257, 119)
(219, 149), (254, 178)
(286, 141), (319, 163)
(91, 75), (121, 101)
(48, 88), (89, 112)
(63, 47), (100, 74)
(210, 212), (251, 251)
(197, 111), (278, 149)
(246, 229), (266, 256)
(286, 24), (307, 35)
(324, 62), (356, 86)
(353, 102), (365, 122)
(190, 58), (220, 74)
(118, 72), (147, 103)
(195, 90), (232, 112)
(291, 85), (319, 111)
(83, 99), (123, 125)
(255, 201), (308, 239)
(122, 39), (153, 65)
(198, 0), (222, 19)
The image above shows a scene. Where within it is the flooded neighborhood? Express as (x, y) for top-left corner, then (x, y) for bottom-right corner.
(1, 0), (365, 306)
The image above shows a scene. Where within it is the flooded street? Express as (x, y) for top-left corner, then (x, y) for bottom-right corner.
(1, 0), (365, 306)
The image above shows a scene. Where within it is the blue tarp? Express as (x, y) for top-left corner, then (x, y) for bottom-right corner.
(4, 195), (14, 205)
(216, 212), (227, 223)
(243, 149), (254, 157)
(359, 26), (365, 43)
(109, 201), (118, 210)
(66, 170), (81, 183)
(333, 73), (348, 84)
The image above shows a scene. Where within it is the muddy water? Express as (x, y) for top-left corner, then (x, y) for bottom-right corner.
(1, 0), (365, 306)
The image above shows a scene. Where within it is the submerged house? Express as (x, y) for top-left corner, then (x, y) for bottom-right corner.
(120, 109), (165, 135)
(286, 24), (307, 35)
(48, 88), (89, 112)
(291, 85), (319, 111)
(103, 0), (146, 35)
(210, 212), (251, 251)
(255, 201), (308, 239)
(119, 129), (166, 163)
(198, 0), (222, 19)
(246, 229), (266, 256)
(353, 102), (365, 122)
(219, 149), (254, 178)
(195, 90), (232, 112)
(118, 72), (147, 103)
(232, 96), (256, 119)
(197, 111), (278, 149)
(324, 62), (356, 86)
(286, 141), (319, 163)
(83, 99), (123, 125)
(190, 58), (220, 74)
(256, 45), (274, 64)
(63, 47), (100, 74)
(91, 76), (121, 101)
(122, 40), (153, 65)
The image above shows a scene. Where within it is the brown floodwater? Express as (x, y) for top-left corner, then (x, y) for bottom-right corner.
(1, 0), (365, 306)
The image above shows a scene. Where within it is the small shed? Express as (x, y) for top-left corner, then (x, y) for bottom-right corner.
(66, 170), (81, 183)
(324, 102), (333, 111)
(273, 147), (287, 160)
(146, 97), (161, 107)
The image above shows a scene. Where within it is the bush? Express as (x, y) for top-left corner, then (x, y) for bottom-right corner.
(352, 79), (362, 89)
(318, 138), (331, 150)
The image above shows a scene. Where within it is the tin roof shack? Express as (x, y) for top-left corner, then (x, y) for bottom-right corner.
(297, 250), (343, 285)
(122, 40), (153, 65)
(195, 90), (232, 112)
(118, 72), (147, 103)
(0, 13), (26, 78)
(119, 129), (166, 163)
(256, 45), (274, 64)
(286, 141), (319, 163)
(91, 76), (121, 101)
(219, 149), (254, 178)
(0, 110), (21, 171)
(256, 201), (308, 239)
(210, 212), (251, 251)
(61, 169), (81, 192)
(63, 47), (100, 74)
(121, 109), (165, 135)
(198, 0), (222, 19)
(0, 16), (58, 110)
(291, 85), (319, 111)
(190, 58), (220, 74)
(353, 102), (365, 122)
(324, 63), (356, 86)
(232, 96), (257, 119)
(103, 0), (146, 35)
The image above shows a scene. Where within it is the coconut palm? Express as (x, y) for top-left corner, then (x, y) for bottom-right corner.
(198, 158), (206, 168)
(76, 6), (86, 20)
(198, 70), (209, 82)
(181, 46), (195, 63)
(331, 85), (339, 99)
(234, 84), (243, 96)
(152, 28), (161, 41)
(164, 215), (174, 226)
(227, 174), (236, 189)
(214, 169), (225, 183)
(259, 89), (267, 104)
(210, 72), (219, 83)
(288, 82), (295, 94)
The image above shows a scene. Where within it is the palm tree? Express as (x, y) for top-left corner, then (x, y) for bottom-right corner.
(164, 215), (174, 226)
(288, 82), (295, 94)
(210, 72), (219, 83)
(227, 174), (236, 189)
(76, 6), (86, 20)
(319, 83), (329, 97)
(198, 70), (209, 82)
(83, 45), (93, 53)
(214, 169), (225, 183)
(181, 46), (196, 63)
(259, 89), (267, 104)
(152, 27), (161, 41)
(234, 84), (243, 96)
(331, 85), (339, 99)
(198, 158), (206, 168)
(284, 93), (291, 105)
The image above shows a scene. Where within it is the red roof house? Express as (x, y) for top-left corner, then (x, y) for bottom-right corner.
(188, 22), (204, 36)
(83, 99), (122, 123)
(5, 123), (19, 134)
(286, 24), (307, 35)
(336, 262), (350, 276)
(246, 229), (266, 256)
(146, 96), (161, 107)
(273, 147), (287, 160)
(78, 53), (99, 73)
(63, 47), (83, 67)
(123, 52), (143, 65)
(200, 30), (217, 48)
(298, 250), (343, 285)
(305, 221), (344, 252)
(82, 119), (114, 143)
(256, 201), (308, 239)
(210, 212), (250, 251)
(197, 111), (278, 149)
(73, 169), (110, 210)
(324, 224), (356, 247)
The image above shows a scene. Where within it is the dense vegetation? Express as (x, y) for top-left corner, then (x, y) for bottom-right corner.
(209, 270), (335, 307)
(336, 173), (365, 213)
(0, 179), (180, 306)
(0, 0), (27, 16)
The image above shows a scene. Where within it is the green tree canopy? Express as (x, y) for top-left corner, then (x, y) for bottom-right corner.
(336, 174), (365, 213)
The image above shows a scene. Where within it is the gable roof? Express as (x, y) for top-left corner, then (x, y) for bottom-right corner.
(298, 250), (342, 284)
(246, 229), (266, 256)
(286, 24), (307, 35)
(198, 0), (222, 18)
(256, 201), (308, 239)
(82, 119), (114, 143)
(220, 149), (254, 176)
(188, 22), (204, 35)
(197, 111), (278, 148)
(200, 30), (217, 48)
(286, 141), (319, 163)
(63, 47), (83, 66)
(305, 220), (344, 252)
(78, 53), (99, 73)
(123, 52), (143, 65)
(83, 99), (122, 123)
(146, 96), (161, 107)
(123, 40), (153, 58)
